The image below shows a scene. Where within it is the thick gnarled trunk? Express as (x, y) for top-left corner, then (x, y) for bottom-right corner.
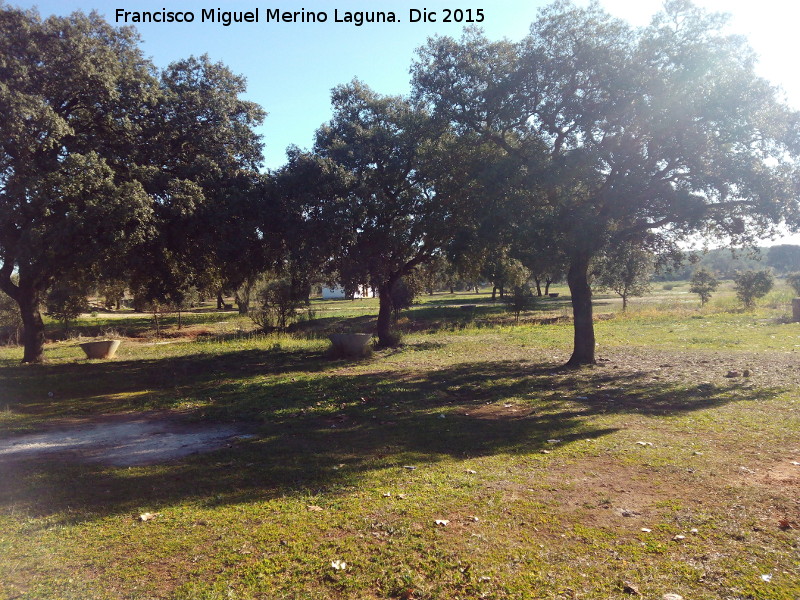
(19, 291), (46, 364)
(566, 255), (595, 366)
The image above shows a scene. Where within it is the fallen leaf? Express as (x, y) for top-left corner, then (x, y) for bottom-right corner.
(761, 573), (772, 582)
(636, 441), (654, 447)
(307, 505), (324, 512)
(397, 494), (407, 500)
(382, 492), (392, 498)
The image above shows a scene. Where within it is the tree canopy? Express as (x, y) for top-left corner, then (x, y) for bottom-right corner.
(412, 0), (800, 364)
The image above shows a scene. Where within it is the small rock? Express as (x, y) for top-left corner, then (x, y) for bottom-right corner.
(622, 581), (640, 595)
(725, 370), (741, 378)
(640, 528), (652, 533)
(673, 534), (686, 541)
(547, 439), (562, 444)
(690, 528), (699, 534)
(138, 512), (158, 522)
(331, 559), (347, 571)
(382, 492), (392, 497)
(761, 573), (772, 582)
(662, 594), (684, 600)
(692, 451), (703, 456)
(434, 519), (449, 526)
(465, 469), (477, 474)
(402, 465), (417, 470)
(636, 441), (654, 447)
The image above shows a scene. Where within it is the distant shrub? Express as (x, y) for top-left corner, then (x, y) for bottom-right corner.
(0, 291), (22, 345)
(785, 272), (800, 296)
(503, 284), (536, 323)
(733, 269), (774, 309)
(689, 268), (719, 306)
(662, 284), (674, 291)
(46, 286), (89, 331)
(249, 276), (308, 332)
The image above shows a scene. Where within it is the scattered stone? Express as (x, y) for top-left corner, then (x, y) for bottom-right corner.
(547, 439), (562, 444)
(434, 519), (450, 526)
(673, 534), (686, 541)
(640, 528), (652, 533)
(692, 451), (703, 456)
(619, 509), (641, 517)
(382, 492), (392, 497)
(622, 581), (641, 595)
(138, 512), (158, 522)
(690, 528), (699, 534)
(662, 594), (684, 600)
(541, 450), (551, 454)
(331, 560), (347, 571)
(725, 370), (741, 378)
(636, 441), (654, 447)
(402, 465), (417, 470)
(761, 573), (773, 582)
(465, 469), (477, 474)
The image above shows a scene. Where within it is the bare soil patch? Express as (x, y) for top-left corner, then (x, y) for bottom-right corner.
(0, 412), (248, 466)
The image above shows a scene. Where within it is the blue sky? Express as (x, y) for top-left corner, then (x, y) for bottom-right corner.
(17, 1), (800, 172)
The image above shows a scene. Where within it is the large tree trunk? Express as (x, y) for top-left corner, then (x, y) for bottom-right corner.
(19, 290), (46, 364)
(376, 279), (396, 347)
(566, 255), (595, 366)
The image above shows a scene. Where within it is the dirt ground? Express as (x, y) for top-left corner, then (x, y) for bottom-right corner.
(0, 412), (249, 466)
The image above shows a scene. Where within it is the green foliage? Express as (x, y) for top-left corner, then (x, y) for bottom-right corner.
(689, 268), (720, 306)
(390, 277), (419, 320)
(503, 284), (536, 323)
(46, 286), (89, 331)
(0, 290), (22, 345)
(785, 273), (800, 297)
(594, 245), (654, 311)
(249, 276), (308, 332)
(733, 269), (774, 309)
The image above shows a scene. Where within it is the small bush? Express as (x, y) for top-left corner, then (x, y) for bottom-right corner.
(733, 269), (774, 309)
(662, 284), (674, 291)
(46, 286), (89, 331)
(249, 276), (308, 332)
(785, 273), (800, 296)
(503, 284), (536, 323)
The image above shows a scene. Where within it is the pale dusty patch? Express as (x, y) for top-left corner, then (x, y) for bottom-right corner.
(0, 414), (246, 466)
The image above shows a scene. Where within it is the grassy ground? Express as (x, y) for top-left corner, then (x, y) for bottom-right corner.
(0, 284), (799, 599)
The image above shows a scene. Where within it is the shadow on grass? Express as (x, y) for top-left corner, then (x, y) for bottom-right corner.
(0, 352), (784, 524)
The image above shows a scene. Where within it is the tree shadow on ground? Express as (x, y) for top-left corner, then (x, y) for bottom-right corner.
(0, 354), (784, 524)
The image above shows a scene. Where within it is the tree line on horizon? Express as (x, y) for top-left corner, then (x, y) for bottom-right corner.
(2, 0), (799, 364)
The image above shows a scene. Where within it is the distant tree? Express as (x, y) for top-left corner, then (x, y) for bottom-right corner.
(249, 274), (308, 332)
(786, 272), (800, 296)
(413, 0), (800, 364)
(766, 245), (800, 274)
(503, 284), (536, 323)
(733, 270), (774, 309)
(46, 286), (89, 332)
(291, 81), (472, 347)
(689, 268), (720, 306)
(594, 245), (654, 311)
(0, 288), (23, 345)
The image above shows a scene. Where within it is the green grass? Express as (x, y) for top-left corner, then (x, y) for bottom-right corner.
(1, 288), (799, 599)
